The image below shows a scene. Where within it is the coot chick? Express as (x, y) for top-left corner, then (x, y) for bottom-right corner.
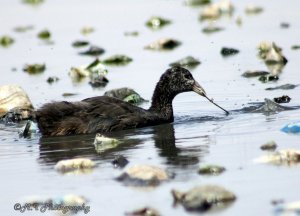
(36, 67), (228, 136)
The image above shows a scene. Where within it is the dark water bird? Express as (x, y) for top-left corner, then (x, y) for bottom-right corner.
(36, 67), (228, 136)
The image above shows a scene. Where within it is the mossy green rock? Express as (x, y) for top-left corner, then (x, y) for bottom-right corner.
(23, 64), (46, 74)
(198, 165), (226, 175)
(146, 16), (171, 29)
(0, 36), (14, 47)
(103, 55), (133, 65)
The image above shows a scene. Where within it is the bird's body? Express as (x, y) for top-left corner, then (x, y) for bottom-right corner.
(36, 96), (170, 136)
(36, 67), (226, 136)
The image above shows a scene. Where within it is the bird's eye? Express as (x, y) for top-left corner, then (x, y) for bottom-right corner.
(184, 74), (190, 79)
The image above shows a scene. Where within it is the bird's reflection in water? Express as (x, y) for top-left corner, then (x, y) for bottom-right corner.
(38, 123), (210, 170)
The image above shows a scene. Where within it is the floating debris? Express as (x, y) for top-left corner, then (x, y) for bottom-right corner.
(112, 155), (129, 168)
(81, 26), (94, 35)
(242, 70), (270, 78)
(291, 45), (300, 50)
(23, 64), (46, 74)
(117, 165), (171, 187)
(54, 158), (95, 174)
(69, 67), (90, 80)
(170, 56), (201, 68)
(220, 47), (239, 57)
(72, 40), (89, 48)
(79, 45), (105, 56)
(37, 30), (51, 40)
(20, 120), (38, 138)
(125, 207), (161, 216)
(146, 16), (171, 29)
(89, 75), (109, 88)
(200, 0), (234, 21)
(257, 41), (288, 65)
(281, 122), (300, 134)
(145, 38), (181, 51)
(94, 134), (120, 153)
(124, 31), (139, 37)
(185, 0), (211, 6)
(280, 22), (290, 29)
(275, 200), (300, 215)
(0, 35), (14, 47)
(172, 185), (236, 212)
(103, 55), (133, 65)
(260, 141), (277, 151)
(202, 26), (224, 34)
(62, 93), (78, 97)
(258, 74), (279, 83)
(254, 149), (300, 165)
(245, 5), (263, 15)
(0, 84), (34, 118)
(104, 88), (147, 104)
(198, 165), (226, 175)
(13, 25), (34, 33)
(46, 76), (59, 84)
(274, 95), (291, 104)
(23, 0), (44, 5)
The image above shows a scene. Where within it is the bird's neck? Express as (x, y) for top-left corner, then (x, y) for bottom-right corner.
(149, 80), (175, 121)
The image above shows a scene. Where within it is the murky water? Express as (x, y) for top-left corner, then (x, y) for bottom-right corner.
(1, 0), (300, 215)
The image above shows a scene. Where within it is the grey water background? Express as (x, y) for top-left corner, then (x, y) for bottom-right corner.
(1, 0), (300, 215)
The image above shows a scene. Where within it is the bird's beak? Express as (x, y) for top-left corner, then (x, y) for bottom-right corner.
(192, 81), (206, 97)
(192, 81), (230, 115)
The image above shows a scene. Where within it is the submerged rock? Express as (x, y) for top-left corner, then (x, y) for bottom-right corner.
(254, 149), (300, 166)
(280, 22), (290, 29)
(291, 45), (300, 50)
(202, 26), (224, 34)
(0, 84), (34, 118)
(94, 134), (120, 153)
(124, 31), (139, 37)
(37, 30), (51, 40)
(14, 25), (34, 33)
(80, 26), (94, 35)
(172, 185), (236, 212)
(23, 0), (44, 5)
(242, 70), (269, 78)
(200, 0), (234, 21)
(72, 40), (89, 48)
(104, 88), (147, 104)
(274, 95), (291, 104)
(79, 46), (105, 56)
(220, 47), (239, 56)
(23, 64), (46, 74)
(117, 165), (171, 187)
(245, 5), (263, 14)
(198, 165), (226, 175)
(54, 158), (95, 174)
(146, 16), (171, 29)
(125, 207), (161, 216)
(254, 98), (295, 113)
(169, 56), (201, 68)
(62, 93), (78, 97)
(103, 55), (133, 65)
(258, 74), (279, 83)
(112, 155), (129, 168)
(266, 84), (299, 91)
(47, 76), (59, 84)
(88, 75), (109, 88)
(260, 141), (277, 151)
(0, 35), (14, 47)
(145, 38), (181, 51)
(185, 0), (211, 6)
(281, 122), (300, 134)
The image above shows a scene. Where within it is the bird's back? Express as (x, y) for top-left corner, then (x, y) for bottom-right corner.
(35, 96), (162, 136)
